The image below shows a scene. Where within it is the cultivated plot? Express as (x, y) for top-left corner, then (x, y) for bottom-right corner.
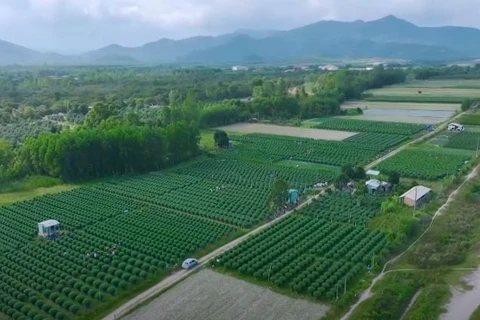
(124, 269), (330, 320)
(366, 87), (480, 98)
(217, 123), (357, 140)
(341, 101), (459, 111)
(341, 114), (448, 124)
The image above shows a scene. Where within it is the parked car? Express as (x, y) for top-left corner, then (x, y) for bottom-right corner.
(182, 258), (198, 269)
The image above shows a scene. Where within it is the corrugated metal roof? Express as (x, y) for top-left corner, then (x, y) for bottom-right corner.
(39, 220), (59, 228)
(400, 186), (431, 201)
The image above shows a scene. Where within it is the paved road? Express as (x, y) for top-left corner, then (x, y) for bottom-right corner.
(340, 163), (480, 320)
(103, 191), (326, 320)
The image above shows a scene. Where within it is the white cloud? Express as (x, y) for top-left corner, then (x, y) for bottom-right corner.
(0, 0), (479, 52)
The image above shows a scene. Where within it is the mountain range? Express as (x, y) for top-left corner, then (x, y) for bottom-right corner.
(1, 15), (479, 65)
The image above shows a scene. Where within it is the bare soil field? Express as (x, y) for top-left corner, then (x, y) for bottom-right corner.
(217, 123), (357, 140)
(124, 270), (329, 320)
(342, 114), (447, 124)
(342, 101), (459, 111)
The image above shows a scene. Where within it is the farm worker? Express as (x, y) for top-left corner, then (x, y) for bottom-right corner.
(93, 252), (98, 259)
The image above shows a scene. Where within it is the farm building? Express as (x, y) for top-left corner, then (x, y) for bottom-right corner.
(365, 179), (391, 194)
(38, 219), (61, 239)
(400, 185), (432, 207)
(366, 170), (380, 177)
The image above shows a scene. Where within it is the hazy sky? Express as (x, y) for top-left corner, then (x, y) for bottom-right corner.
(0, 0), (478, 53)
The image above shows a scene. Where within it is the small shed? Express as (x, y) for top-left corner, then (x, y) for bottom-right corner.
(288, 189), (299, 204)
(38, 220), (60, 238)
(366, 179), (391, 194)
(366, 170), (380, 177)
(400, 185), (432, 207)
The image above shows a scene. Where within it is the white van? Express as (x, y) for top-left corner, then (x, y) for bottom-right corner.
(447, 123), (464, 132)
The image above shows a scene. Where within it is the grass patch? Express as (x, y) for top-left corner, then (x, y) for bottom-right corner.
(469, 304), (480, 320)
(0, 176), (76, 206)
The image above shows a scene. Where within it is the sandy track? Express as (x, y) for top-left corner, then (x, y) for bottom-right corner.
(123, 270), (329, 320)
(217, 123), (357, 140)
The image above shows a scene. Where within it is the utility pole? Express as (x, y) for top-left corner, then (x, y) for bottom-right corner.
(268, 264), (272, 282)
(413, 186), (417, 217)
(476, 135), (480, 158)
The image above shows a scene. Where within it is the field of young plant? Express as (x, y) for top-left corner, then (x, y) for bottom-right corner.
(0, 154), (337, 320)
(377, 148), (471, 180)
(457, 111), (480, 126)
(313, 119), (424, 135)
(444, 132), (480, 151)
(225, 133), (402, 167)
(343, 133), (408, 151)
(301, 191), (380, 225)
(216, 214), (387, 301)
(364, 81), (480, 103)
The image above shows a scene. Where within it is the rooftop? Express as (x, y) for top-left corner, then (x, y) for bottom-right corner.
(400, 185), (431, 201)
(39, 219), (60, 228)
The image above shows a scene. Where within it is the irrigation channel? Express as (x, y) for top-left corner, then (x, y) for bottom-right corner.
(104, 111), (466, 320)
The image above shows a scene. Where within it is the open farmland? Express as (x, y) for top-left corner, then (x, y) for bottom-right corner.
(0, 154), (336, 320)
(124, 269), (329, 320)
(341, 101), (459, 111)
(364, 80), (480, 103)
(216, 197), (387, 301)
(216, 123), (357, 140)
(444, 131), (480, 151)
(312, 119), (424, 135)
(223, 133), (406, 167)
(341, 114), (447, 124)
(457, 111), (480, 126)
(376, 147), (472, 180)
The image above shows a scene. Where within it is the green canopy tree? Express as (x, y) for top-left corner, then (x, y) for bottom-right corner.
(269, 179), (289, 212)
(213, 130), (229, 148)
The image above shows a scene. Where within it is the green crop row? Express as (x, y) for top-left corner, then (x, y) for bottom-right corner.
(223, 133), (397, 166)
(301, 191), (379, 225)
(364, 95), (464, 104)
(216, 215), (387, 301)
(343, 133), (409, 151)
(313, 119), (424, 135)
(377, 148), (471, 180)
(444, 132), (480, 151)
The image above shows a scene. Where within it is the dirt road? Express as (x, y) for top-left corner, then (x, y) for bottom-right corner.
(340, 163), (480, 320)
(102, 192), (326, 320)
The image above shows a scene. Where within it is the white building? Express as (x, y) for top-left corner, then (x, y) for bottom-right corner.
(231, 66), (249, 71)
(319, 64), (339, 71)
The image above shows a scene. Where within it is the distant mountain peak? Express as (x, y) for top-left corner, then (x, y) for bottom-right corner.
(372, 15), (415, 26)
